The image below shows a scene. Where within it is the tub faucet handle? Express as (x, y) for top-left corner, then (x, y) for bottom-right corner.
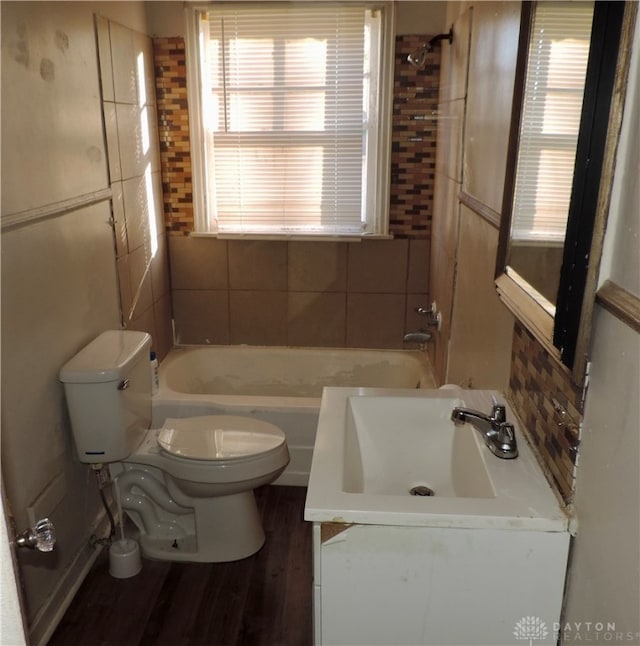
(415, 305), (442, 330)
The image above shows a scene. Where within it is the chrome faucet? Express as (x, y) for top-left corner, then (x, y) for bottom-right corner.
(451, 399), (518, 459)
(403, 330), (432, 350)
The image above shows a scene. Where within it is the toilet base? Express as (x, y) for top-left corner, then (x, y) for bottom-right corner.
(136, 490), (265, 563)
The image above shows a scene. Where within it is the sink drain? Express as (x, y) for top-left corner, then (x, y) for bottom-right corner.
(409, 485), (435, 497)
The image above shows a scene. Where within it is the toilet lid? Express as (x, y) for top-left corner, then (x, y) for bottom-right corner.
(158, 415), (286, 461)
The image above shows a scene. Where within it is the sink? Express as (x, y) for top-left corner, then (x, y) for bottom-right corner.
(305, 388), (571, 646)
(305, 387), (569, 530)
(344, 396), (494, 498)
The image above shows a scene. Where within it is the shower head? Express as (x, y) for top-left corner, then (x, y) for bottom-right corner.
(407, 27), (454, 69)
(407, 43), (432, 69)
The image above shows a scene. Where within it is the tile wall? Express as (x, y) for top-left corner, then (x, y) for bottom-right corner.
(154, 37), (193, 234)
(98, 18), (174, 359)
(509, 323), (583, 504)
(168, 236), (431, 347)
(153, 35), (441, 348)
(390, 35), (440, 239)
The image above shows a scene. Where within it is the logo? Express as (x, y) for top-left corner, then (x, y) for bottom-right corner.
(514, 616), (549, 645)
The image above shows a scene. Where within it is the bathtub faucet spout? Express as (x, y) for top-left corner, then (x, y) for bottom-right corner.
(451, 400), (518, 459)
(403, 330), (432, 350)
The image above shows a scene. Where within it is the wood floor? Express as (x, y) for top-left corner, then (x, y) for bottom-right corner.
(49, 486), (313, 646)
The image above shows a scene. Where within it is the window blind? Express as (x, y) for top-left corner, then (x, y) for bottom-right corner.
(198, 4), (383, 236)
(511, 2), (594, 243)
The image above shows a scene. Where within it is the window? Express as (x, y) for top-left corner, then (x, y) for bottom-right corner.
(186, 3), (394, 238)
(510, 2), (594, 243)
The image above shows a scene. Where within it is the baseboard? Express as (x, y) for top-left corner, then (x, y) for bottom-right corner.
(29, 509), (111, 646)
(274, 471), (309, 487)
(274, 444), (312, 488)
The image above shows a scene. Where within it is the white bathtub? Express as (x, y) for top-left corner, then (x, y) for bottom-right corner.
(152, 346), (436, 486)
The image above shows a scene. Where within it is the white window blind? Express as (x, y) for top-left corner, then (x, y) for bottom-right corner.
(191, 3), (391, 237)
(511, 2), (594, 243)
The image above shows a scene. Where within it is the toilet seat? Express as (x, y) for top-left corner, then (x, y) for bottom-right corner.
(126, 414), (290, 490)
(158, 415), (286, 462)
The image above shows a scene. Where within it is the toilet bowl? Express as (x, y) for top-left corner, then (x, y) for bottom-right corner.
(149, 415), (288, 497)
(60, 330), (290, 563)
(114, 415), (289, 562)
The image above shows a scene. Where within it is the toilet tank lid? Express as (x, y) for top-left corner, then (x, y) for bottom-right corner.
(60, 330), (152, 384)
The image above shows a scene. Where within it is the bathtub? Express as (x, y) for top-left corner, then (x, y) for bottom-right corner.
(152, 345), (436, 486)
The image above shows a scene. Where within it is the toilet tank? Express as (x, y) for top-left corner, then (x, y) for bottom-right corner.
(60, 330), (152, 463)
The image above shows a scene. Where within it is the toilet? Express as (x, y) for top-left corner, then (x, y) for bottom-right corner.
(60, 330), (290, 562)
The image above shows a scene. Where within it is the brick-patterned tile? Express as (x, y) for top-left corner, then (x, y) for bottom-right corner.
(153, 37), (194, 235)
(154, 34), (438, 240)
(390, 35), (439, 239)
(508, 322), (583, 503)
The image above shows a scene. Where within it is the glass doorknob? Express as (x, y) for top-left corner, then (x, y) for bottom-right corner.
(15, 518), (56, 552)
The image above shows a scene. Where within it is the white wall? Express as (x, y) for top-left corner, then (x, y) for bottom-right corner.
(563, 11), (640, 642)
(0, 505), (27, 645)
(597, 21), (640, 297)
(396, 1), (447, 35)
(564, 309), (640, 641)
(146, 1), (447, 38)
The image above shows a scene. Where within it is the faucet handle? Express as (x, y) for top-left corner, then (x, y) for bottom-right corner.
(491, 395), (507, 424)
(498, 422), (515, 441)
(497, 423), (518, 458)
(490, 395), (507, 422)
(491, 399), (507, 423)
(415, 305), (442, 330)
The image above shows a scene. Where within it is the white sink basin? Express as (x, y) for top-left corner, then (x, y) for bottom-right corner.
(344, 396), (494, 498)
(305, 387), (569, 531)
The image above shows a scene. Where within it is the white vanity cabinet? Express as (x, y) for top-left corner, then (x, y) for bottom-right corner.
(305, 389), (572, 646)
(312, 522), (569, 646)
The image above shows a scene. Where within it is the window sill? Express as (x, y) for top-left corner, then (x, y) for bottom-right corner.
(189, 232), (394, 242)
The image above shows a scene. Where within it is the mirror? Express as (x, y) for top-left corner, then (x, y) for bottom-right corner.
(496, 0), (635, 383)
(508, 1), (595, 311)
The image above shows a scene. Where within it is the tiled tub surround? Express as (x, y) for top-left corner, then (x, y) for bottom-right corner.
(153, 35), (440, 348)
(508, 322), (584, 504)
(390, 34), (440, 239)
(169, 237), (430, 348)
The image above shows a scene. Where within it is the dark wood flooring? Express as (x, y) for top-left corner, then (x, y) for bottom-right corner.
(49, 486), (313, 646)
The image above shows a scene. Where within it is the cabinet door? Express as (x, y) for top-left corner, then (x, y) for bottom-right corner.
(319, 524), (568, 646)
